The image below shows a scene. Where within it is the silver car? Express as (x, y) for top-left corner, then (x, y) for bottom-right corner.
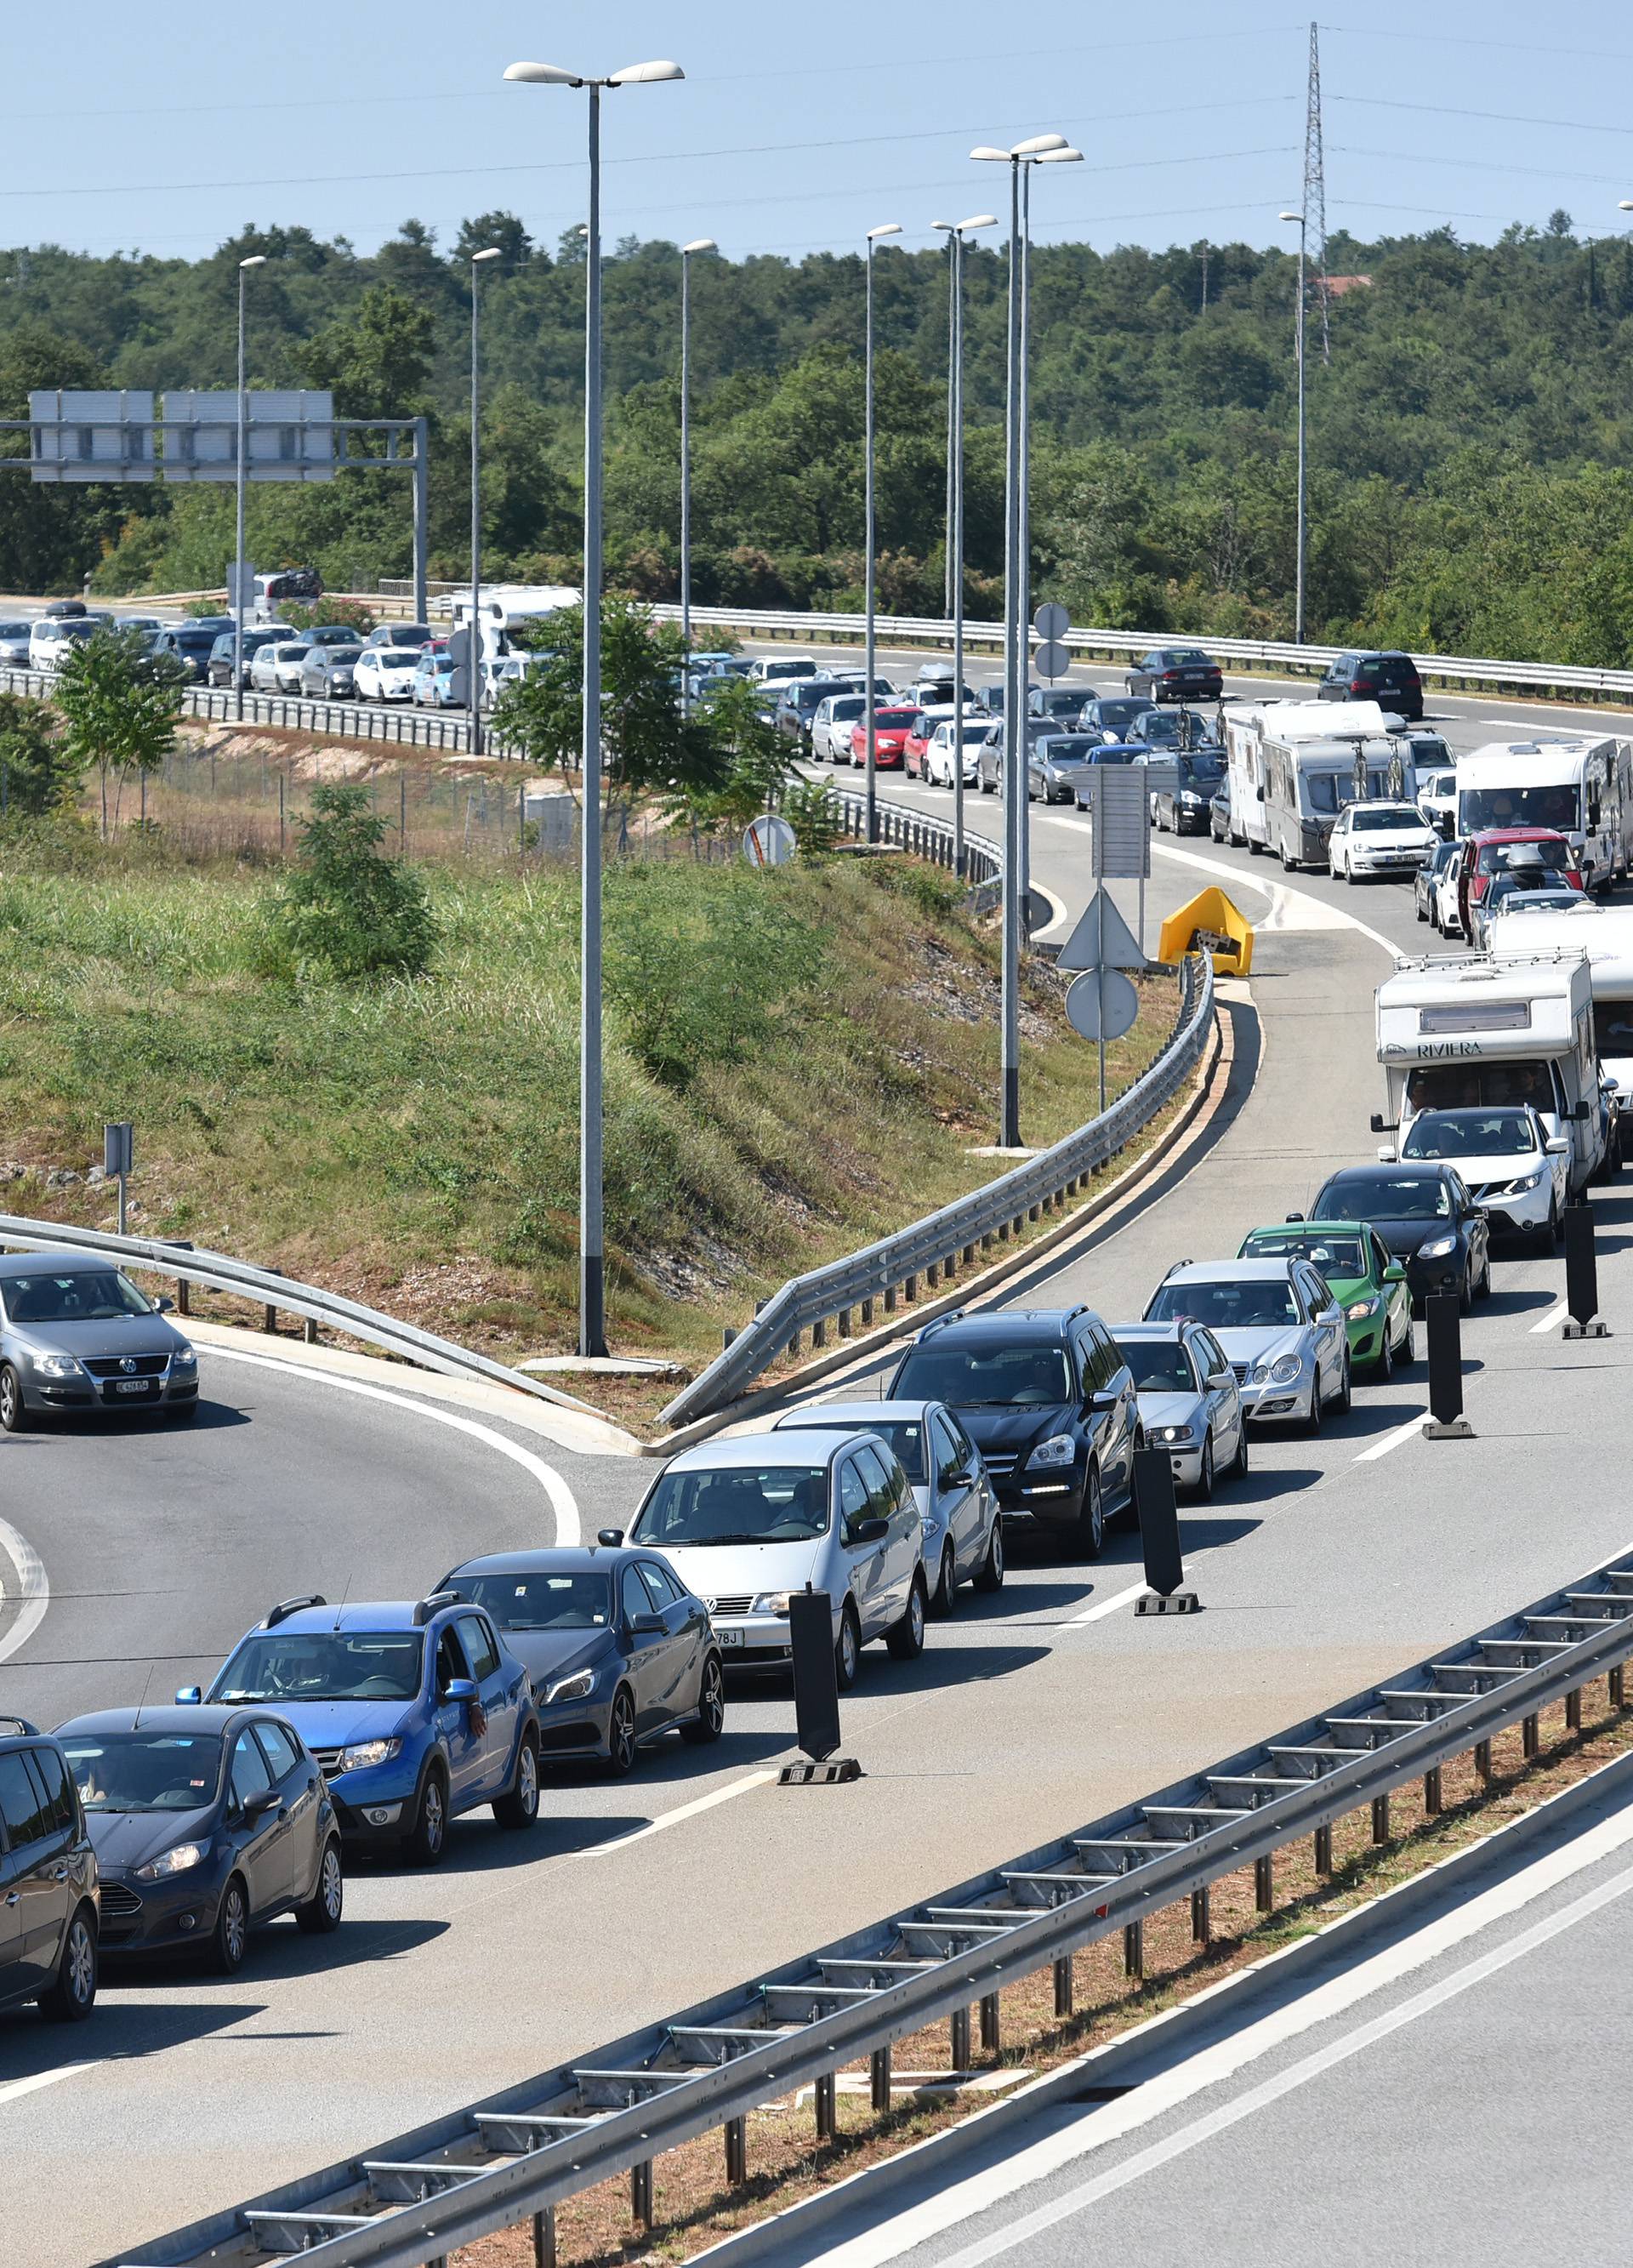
(768, 1399), (1003, 1613)
(299, 644), (361, 699)
(627, 1429), (926, 1690)
(1112, 1321), (1246, 1496)
(0, 1251), (199, 1433)
(0, 619), (37, 667)
(1027, 732), (1104, 805)
(1142, 1257), (1350, 1431)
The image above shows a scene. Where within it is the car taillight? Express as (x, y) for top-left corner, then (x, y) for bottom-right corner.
(1164, 669), (1181, 680)
(1350, 678), (1367, 692)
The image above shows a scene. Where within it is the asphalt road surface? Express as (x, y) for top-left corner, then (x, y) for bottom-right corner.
(4, 658), (1631, 2265)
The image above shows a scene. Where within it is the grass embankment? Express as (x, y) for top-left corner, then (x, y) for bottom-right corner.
(0, 810), (1177, 1388)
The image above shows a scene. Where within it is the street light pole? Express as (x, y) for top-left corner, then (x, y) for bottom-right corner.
(1280, 208), (1307, 644)
(468, 245), (502, 758)
(679, 236), (715, 718)
(233, 254), (265, 723)
(934, 214), (996, 880)
(505, 54), (685, 1360)
(863, 220), (902, 848)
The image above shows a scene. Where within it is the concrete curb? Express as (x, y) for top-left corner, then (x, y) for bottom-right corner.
(643, 987), (1241, 1457)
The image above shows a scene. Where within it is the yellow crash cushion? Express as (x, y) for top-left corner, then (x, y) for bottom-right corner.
(1156, 886), (1254, 977)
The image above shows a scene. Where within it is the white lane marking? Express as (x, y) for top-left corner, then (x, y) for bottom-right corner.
(922, 1857), (1633, 2268)
(1030, 878), (1070, 938)
(1532, 1302), (1568, 1335)
(202, 1345), (581, 1545)
(0, 2064), (94, 2111)
(572, 1768), (780, 1856)
(0, 1512), (48, 1666)
(817, 1784), (1633, 2268)
(1352, 1409), (1430, 1463)
(1065, 1576), (1159, 1627)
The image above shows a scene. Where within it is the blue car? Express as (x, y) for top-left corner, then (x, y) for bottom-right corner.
(185, 1593), (541, 1864)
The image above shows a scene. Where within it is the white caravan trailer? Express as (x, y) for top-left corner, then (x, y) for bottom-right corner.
(1453, 735), (1631, 891)
(1482, 901), (1633, 1108)
(449, 584), (582, 654)
(1224, 700), (1422, 869)
(1374, 950), (1607, 1195)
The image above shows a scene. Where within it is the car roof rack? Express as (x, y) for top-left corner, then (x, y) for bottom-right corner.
(0, 1714), (40, 1738)
(413, 1591), (461, 1627)
(915, 1309), (967, 1340)
(265, 1595), (327, 1629)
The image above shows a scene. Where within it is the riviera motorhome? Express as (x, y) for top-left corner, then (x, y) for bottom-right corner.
(1452, 735), (1631, 891)
(1224, 701), (1442, 869)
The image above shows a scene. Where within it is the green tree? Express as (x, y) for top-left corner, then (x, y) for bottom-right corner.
(52, 630), (184, 837)
(0, 692), (79, 818)
(295, 284), (436, 419)
(262, 783), (437, 982)
(666, 675), (791, 841)
(280, 596), (377, 636)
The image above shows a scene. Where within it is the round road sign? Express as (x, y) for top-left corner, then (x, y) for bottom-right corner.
(1066, 968), (1140, 1045)
(1033, 638), (1072, 681)
(1033, 601), (1070, 642)
(743, 812), (798, 868)
(447, 627), (471, 667)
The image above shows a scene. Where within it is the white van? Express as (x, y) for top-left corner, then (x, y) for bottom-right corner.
(449, 584), (582, 652)
(29, 613), (112, 670)
(1374, 950), (1608, 1196)
(1454, 736), (1631, 892)
(748, 653), (821, 686)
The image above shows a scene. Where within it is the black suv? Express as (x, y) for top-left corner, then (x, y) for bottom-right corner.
(0, 1718), (99, 2022)
(1317, 650), (1425, 721)
(886, 1306), (1139, 1559)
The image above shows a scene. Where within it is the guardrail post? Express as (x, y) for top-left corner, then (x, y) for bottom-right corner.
(962, 1243), (976, 1267)
(1611, 1664), (1626, 1710)
(1522, 1712), (1540, 1758)
(1123, 1920), (1143, 1979)
(1313, 1823), (1333, 1875)
(724, 2116), (747, 2185)
(926, 1262), (940, 1290)
(870, 2045), (891, 2113)
(905, 1272), (919, 1301)
(1255, 1853), (1274, 1912)
(1424, 1766), (1442, 1815)
(263, 1299), (277, 1334)
(532, 2206), (556, 2268)
(884, 1285), (897, 1313)
(949, 2004), (971, 2069)
(630, 2159), (653, 2231)
(811, 1317), (827, 1350)
(837, 1307), (852, 1340)
(814, 2070), (837, 2140)
(1053, 1953), (1073, 2016)
(1371, 1792), (1390, 1846)
(861, 1296), (874, 1327)
(1566, 1684), (1582, 1733)
(980, 1991), (1000, 2049)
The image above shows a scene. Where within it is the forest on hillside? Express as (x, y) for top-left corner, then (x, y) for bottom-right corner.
(4, 207), (1633, 658)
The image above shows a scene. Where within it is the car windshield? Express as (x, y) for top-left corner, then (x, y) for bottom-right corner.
(1, 1269), (153, 1324)
(387, 627), (431, 646)
(892, 1342), (1072, 1406)
(795, 1419), (925, 1482)
(634, 1464), (830, 1547)
(1040, 738), (1098, 762)
(447, 1572), (612, 1630)
(1497, 891), (1584, 916)
(1352, 806), (1422, 832)
(1465, 789), (1579, 833)
(1594, 1003), (1633, 1056)
(1244, 1233), (1367, 1274)
(1487, 868), (1562, 898)
(376, 648), (418, 667)
(1403, 1111), (1534, 1159)
(873, 709), (919, 728)
(1180, 752), (1225, 783)
(1406, 1061), (1556, 1112)
(1147, 1279), (1299, 1328)
(1321, 1174), (1452, 1221)
(1114, 1340), (1196, 1393)
(62, 1731), (225, 1814)
(214, 1633), (424, 1703)
(1089, 700), (1146, 732)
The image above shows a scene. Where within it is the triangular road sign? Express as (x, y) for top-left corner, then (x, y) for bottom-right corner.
(1055, 886), (1147, 972)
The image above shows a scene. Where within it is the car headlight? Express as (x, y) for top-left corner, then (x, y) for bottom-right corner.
(1156, 1423), (1197, 1444)
(543, 1668), (595, 1707)
(136, 1841), (207, 1881)
(1180, 790), (1203, 806)
(1505, 1168), (1545, 1194)
(30, 1351), (84, 1377)
(750, 1592), (793, 1616)
(339, 1737), (402, 1773)
(1255, 1355), (1304, 1385)
(171, 1347), (198, 1370)
(1419, 1234), (1458, 1258)
(1028, 1433), (1077, 1467)
(1346, 1297), (1380, 1320)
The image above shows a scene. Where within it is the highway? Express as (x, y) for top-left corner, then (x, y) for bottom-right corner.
(4, 656), (1633, 2264)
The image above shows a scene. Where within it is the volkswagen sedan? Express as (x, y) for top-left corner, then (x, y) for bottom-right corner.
(0, 1252), (198, 1433)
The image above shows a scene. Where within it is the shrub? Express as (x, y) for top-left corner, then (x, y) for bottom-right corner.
(0, 692), (79, 817)
(280, 597), (378, 636)
(261, 783), (436, 982)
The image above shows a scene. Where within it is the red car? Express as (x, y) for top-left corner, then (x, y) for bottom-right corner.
(1454, 829), (1581, 937)
(847, 705), (918, 770)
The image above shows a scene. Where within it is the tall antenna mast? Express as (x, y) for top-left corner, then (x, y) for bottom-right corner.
(1303, 19), (1330, 362)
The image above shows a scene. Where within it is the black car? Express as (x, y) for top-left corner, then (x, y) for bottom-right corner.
(207, 626), (289, 690)
(1305, 1163), (1491, 1312)
(438, 1544), (725, 1775)
(1027, 686), (1086, 724)
(1125, 647), (1224, 704)
(1153, 746), (1227, 835)
(0, 1718), (100, 2022)
(886, 1305), (1139, 1559)
(153, 620), (233, 683)
(54, 1707), (342, 1975)
(1077, 694), (1153, 743)
(773, 675), (860, 746)
(1317, 649), (1425, 722)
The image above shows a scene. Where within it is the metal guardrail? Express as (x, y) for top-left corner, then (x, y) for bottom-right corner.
(827, 784), (1003, 891)
(105, 1539), (1633, 2268)
(0, 1216), (600, 1416)
(658, 952), (1214, 1427)
(0, 664), (496, 755)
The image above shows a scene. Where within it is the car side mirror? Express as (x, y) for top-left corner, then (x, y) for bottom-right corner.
(174, 1684), (202, 1706)
(1284, 1211), (1305, 1223)
(442, 1675), (477, 1704)
(1545, 1136), (1570, 1155)
(1376, 1144), (1397, 1163)
(853, 1516), (890, 1545)
(1317, 1306), (1343, 1326)
(942, 1469), (974, 1490)
(1568, 1102), (1590, 1124)
(630, 1611), (666, 1636)
(1383, 1262), (1407, 1284)
(153, 1294), (175, 1313)
(1207, 1369), (1234, 1389)
(242, 1786), (281, 1822)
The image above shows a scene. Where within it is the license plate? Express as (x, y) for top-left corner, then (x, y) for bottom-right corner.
(715, 1627), (746, 1649)
(113, 1379), (152, 1395)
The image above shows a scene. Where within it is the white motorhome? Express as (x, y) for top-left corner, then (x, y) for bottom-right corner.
(1482, 901), (1633, 1107)
(1224, 700), (1420, 869)
(1374, 950), (1607, 1195)
(1453, 735), (1631, 890)
(449, 584), (582, 652)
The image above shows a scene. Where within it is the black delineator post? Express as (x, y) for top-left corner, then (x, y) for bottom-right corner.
(781, 1588), (860, 1786)
(1132, 1445), (1198, 1616)
(1562, 1204), (1609, 1339)
(1423, 1292), (1473, 1440)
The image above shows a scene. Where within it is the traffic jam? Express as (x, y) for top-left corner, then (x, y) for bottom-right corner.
(4, 654), (1632, 2027)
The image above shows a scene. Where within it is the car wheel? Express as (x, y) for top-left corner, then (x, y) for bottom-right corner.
(404, 1764), (449, 1864)
(835, 1600), (862, 1691)
(972, 1519), (1004, 1593)
(1416, 893), (1428, 924)
(1072, 1466), (1106, 1561)
(1343, 857), (1356, 885)
(296, 1839), (345, 1933)
(209, 1875), (249, 1975)
(1303, 1376), (1323, 1436)
(1458, 1265), (1474, 1318)
(0, 1364), (26, 1433)
(1231, 1420), (1249, 1480)
(1196, 1433), (1215, 1501)
(1334, 1354), (1352, 1414)
(493, 1730), (540, 1829)
(41, 1904), (97, 2021)
(930, 1544), (957, 1620)
(1475, 1251), (1493, 1301)
(886, 1571), (928, 1661)
(681, 1651), (725, 1745)
(1374, 1326), (1393, 1382)
(606, 1687), (639, 1777)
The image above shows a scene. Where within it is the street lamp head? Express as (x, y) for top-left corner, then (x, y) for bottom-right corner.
(970, 146), (1010, 162)
(238, 254), (267, 269)
(681, 237), (717, 255)
(1038, 147), (1083, 164)
(960, 214), (999, 231)
(1278, 209), (1304, 224)
(932, 220), (955, 233)
(1013, 132), (1068, 157)
(470, 248), (504, 264)
(504, 60), (583, 85)
(867, 222), (903, 241)
(1620, 201), (1633, 213)
(607, 60), (685, 85)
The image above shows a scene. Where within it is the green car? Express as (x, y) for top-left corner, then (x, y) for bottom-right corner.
(1236, 1220), (1414, 1377)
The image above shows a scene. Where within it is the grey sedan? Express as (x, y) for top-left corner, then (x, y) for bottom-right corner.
(0, 1251), (199, 1431)
(1112, 1321), (1246, 1496)
(1027, 732), (1106, 806)
(299, 645), (361, 699)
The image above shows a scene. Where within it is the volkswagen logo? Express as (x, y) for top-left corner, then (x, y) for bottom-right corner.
(118, 1357), (138, 1375)
(704, 1598), (717, 1615)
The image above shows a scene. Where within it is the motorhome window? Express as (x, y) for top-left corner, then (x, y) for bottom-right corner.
(1406, 1061), (1557, 1113)
(1462, 786), (1579, 833)
(1418, 1001), (1532, 1034)
(1593, 1003), (1633, 1057)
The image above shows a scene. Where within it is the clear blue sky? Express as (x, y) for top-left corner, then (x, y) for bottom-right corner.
(9, 2), (1633, 267)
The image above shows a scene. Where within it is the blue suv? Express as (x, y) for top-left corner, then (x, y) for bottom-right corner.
(185, 1594), (541, 1864)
